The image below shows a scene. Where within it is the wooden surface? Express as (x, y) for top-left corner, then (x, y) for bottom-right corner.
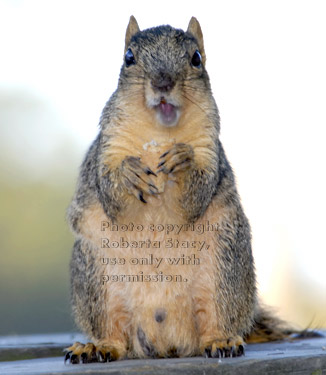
(0, 332), (325, 374)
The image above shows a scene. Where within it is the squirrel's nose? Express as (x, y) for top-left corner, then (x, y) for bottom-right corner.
(151, 74), (175, 93)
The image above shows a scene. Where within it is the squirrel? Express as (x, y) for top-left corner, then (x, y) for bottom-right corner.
(64, 16), (294, 364)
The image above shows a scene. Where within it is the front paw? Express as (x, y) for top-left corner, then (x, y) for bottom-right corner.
(202, 336), (245, 358)
(120, 156), (158, 203)
(157, 143), (194, 174)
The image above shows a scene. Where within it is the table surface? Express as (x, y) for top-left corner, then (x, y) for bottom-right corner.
(0, 332), (325, 375)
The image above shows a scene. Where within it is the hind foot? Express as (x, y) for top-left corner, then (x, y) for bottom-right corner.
(202, 336), (245, 358)
(64, 341), (125, 364)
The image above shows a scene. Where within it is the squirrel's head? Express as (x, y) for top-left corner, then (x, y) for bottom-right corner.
(119, 16), (212, 128)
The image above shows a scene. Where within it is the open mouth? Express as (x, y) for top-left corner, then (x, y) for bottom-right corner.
(155, 98), (179, 127)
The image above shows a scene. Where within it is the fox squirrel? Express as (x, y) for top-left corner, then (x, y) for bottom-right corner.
(65, 16), (293, 364)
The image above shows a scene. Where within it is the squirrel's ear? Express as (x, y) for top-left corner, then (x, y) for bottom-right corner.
(187, 17), (206, 65)
(125, 16), (140, 52)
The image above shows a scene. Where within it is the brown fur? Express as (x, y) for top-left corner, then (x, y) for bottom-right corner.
(65, 17), (293, 363)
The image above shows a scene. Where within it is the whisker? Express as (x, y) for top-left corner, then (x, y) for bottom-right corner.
(181, 92), (208, 117)
(181, 84), (207, 94)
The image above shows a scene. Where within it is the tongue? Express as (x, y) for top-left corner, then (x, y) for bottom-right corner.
(158, 102), (177, 125)
(159, 102), (174, 117)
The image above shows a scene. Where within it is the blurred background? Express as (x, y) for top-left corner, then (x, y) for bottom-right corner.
(0, 0), (325, 335)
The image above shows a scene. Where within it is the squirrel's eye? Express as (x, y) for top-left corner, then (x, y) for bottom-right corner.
(191, 50), (202, 68)
(125, 48), (135, 67)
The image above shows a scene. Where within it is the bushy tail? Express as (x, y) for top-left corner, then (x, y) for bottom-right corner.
(245, 305), (323, 344)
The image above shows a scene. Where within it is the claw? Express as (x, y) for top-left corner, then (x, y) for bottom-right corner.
(159, 150), (169, 159)
(204, 348), (211, 358)
(212, 348), (223, 358)
(64, 351), (71, 363)
(90, 351), (98, 362)
(139, 191), (147, 203)
(97, 350), (112, 362)
(157, 160), (166, 168)
(70, 354), (79, 364)
(238, 345), (245, 356)
(97, 350), (105, 362)
(81, 352), (88, 363)
(148, 183), (158, 191)
(145, 168), (157, 177)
